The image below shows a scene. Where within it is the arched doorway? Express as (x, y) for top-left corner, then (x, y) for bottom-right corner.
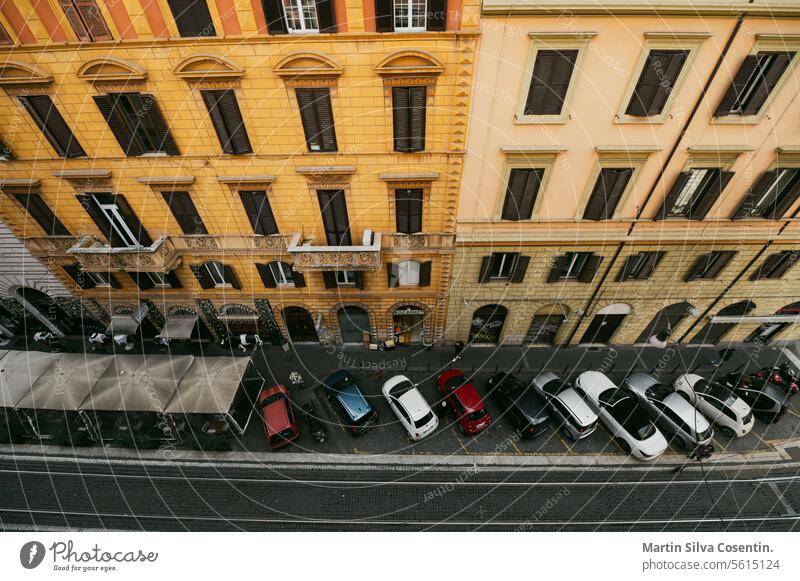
(393, 305), (425, 345)
(690, 301), (756, 344)
(635, 302), (697, 344)
(746, 301), (800, 344)
(580, 303), (631, 344)
(283, 307), (319, 343)
(468, 304), (507, 345)
(337, 306), (371, 343)
(14, 287), (73, 336)
(524, 304), (569, 345)
(219, 304), (262, 335)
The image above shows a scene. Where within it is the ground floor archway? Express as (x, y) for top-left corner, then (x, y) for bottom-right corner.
(524, 304), (569, 345)
(690, 301), (756, 344)
(14, 286), (74, 337)
(580, 303), (631, 344)
(635, 301), (696, 344)
(745, 301), (800, 344)
(283, 307), (319, 343)
(337, 306), (371, 343)
(468, 304), (507, 345)
(219, 304), (263, 335)
(392, 305), (426, 345)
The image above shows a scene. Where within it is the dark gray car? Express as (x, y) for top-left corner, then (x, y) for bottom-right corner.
(486, 373), (549, 439)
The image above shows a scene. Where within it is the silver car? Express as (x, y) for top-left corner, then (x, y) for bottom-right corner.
(532, 372), (598, 441)
(624, 372), (713, 450)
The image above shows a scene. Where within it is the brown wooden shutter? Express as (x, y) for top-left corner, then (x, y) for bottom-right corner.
(0, 138), (14, 160)
(291, 269), (306, 287)
(392, 87), (410, 151)
(689, 170), (734, 220)
(192, 264), (215, 289)
(625, 50), (688, 116)
(408, 86), (426, 152)
(641, 251), (665, 279)
(63, 263), (95, 289)
(256, 263), (277, 288)
(12, 193), (70, 236)
(93, 94), (142, 156)
(165, 271), (183, 288)
(354, 271), (365, 290)
(167, 0), (216, 37)
(395, 188), (423, 233)
(616, 255), (637, 282)
(583, 168), (632, 221)
(314, 0), (336, 32)
(419, 261), (432, 286)
(315, 89), (337, 152)
(733, 170), (777, 219)
(223, 264), (241, 289)
(426, 0), (446, 30)
(262, 0), (287, 34)
(202, 90), (252, 155)
(138, 94), (180, 156)
(161, 191), (207, 234)
(317, 189), (351, 246)
(59, 0), (90, 40)
(577, 254), (602, 282)
(76, 194), (117, 245)
(705, 251), (735, 279)
(510, 255), (530, 283)
(714, 54), (759, 116)
(322, 271), (337, 289)
(524, 50), (578, 116)
(501, 168), (542, 221)
(547, 255), (567, 282)
(656, 171), (691, 219)
(752, 251), (798, 280)
(296, 88), (337, 152)
(21, 95), (85, 158)
(113, 194), (153, 246)
(374, 0), (393, 31)
(478, 256), (492, 283)
(743, 52), (794, 116)
(772, 170), (800, 218)
(74, 0), (112, 40)
(387, 263), (399, 287)
(128, 272), (155, 290)
(239, 190), (278, 235)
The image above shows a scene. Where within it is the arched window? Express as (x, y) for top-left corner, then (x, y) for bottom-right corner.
(397, 260), (420, 286)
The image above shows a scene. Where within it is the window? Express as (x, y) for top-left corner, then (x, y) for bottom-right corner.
(20, 95), (85, 159)
(0, 138), (13, 161)
(625, 50), (688, 117)
(388, 260), (431, 287)
(501, 168), (543, 221)
(317, 189), (351, 245)
(583, 168), (633, 221)
(62, 263), (120, 289)
(395, 188), (423, 233)
(322, 270), (364, 289)
(239, 190), (278, 235)
(523, 49), (578, 116)
(128, 271), (182, 290)
(11, 193), (70, 236)
(201, 90), (252, 155)
(85, 271), (114, 288)
(733, 168), (800, 220)
(751, 251), (800, 281)
(547, 252), (602, 283)
(478, 253), (530, 283)
(616, 251), (664, 282)
(93, 93), (179, 156)
(77, 193), (152, 248)
(166, 0), (216, 37)
(336, 270), (357, 285)
(256, 262), (305, 288)
(0, 22), (11, 45)
(392, 86), (426, 153)
(161, 191), (207, 235)
(262, 0), (336, 34)
(715, 52), (795, 117)
(269, 262), (294, 285)
(658, 168), (734, 219)
(684, 251), (736, 282)
(192, 261), (240, 289)
(59, 0), (112, 41)
(374, 0), (444, 32)
(295, 88), (337, 152)
(282, 0), (319, 32)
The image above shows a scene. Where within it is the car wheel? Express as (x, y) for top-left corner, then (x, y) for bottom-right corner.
(560, 427), (574, 441)
(720, 426), (736, 438)
(615, 437), (631, 455)
(672, 435), (686, 450)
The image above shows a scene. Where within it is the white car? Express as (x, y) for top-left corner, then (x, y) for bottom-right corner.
(576, 371), (668, 461)
(382, 375), (438, 441)
(674, 374), (754, 438)
(531, 372), (598, 441)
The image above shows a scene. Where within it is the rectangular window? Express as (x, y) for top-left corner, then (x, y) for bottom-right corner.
(397, 260), (420, 286)
(77, 192), (152, 248)
(201, 90), (252, 155)
(392, 86), (426, 153)
(295, 87), (337, 152)
(733, 168), (800, 220)
(336, 270), (357, 285)
(374, 0), (444, 32)
(161, 191), (207, 235)
(269, 262), (294, 285)
(166, 0), (216, 37)
(11, 193), (70, 236)
(93, 93), (179, 156)
(625, 49), (688, 117)
(394, 0), (426, 31)
(59, 0), (113, 41)
(548, 252), (602, 283)
(239, 190), (278, 236)
(583, 168), (633, 221)
(20, 95), (85, 159)
(685, 251), (736, 281)
(317, 189), (351, 245)
(194, 261), (239, 288)
(715, 52), (795, 117)
(501, 168), (543, 221)
(524, 49), (578, 116)
(659, 168), (734, 219)
(616, 251), (665, 282)
(395, 188), (423, 233)
(86, 271), (113, 288)
(282, 0), (319, 32)
(128, 271), (181, 290)
(751, 251), (800, 281)
(489, 253), (518, 280)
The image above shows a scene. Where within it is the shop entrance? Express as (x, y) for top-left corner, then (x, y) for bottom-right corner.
(393, 306), (425, 345)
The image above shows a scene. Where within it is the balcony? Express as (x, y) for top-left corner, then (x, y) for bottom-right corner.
(287, 232), (382, 272)
(382, 233), (456, 251)
(66, 236), (182, 273)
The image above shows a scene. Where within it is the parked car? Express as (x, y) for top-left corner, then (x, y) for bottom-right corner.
(258, 385), (299, 449)
(321, 370), (378, 436)
(437, 370), (492, 435)
(752, 362), (799, 397)
(575, 371), (667, 461)
(623, 372), (713, 450)
(722, 371), (792, 423)
(531, 372), (598, 441)
(382, 375), (438, 441)
(485, 373), (549, 439)
(302, 403), (328, 443)
(674, 374), (754, 438)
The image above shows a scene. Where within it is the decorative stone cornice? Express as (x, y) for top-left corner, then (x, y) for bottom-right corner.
(173, 54), (244, 82)
(77, 57), (148, 84)
(0, 61), (52, 87)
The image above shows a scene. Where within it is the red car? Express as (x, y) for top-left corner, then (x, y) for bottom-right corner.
(258, 385), (300, 449)
(437, 370), (492, 435)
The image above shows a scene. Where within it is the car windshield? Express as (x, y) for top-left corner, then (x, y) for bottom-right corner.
(644, 383), (672, 402)
(696, 425), (713, 441)
(609, 397), (656, 440)
(468, 409), (487, 421)
(542, 379), (568, 396)
(329, 374), (354, 390)
(598, 388), (627, 408)
(261, 393), (284, 407)
(444, 376), (465, 390)
(414, 411), (434, 428)
(695, 380), (737, 405)
(495, 374), (525, 393)
(390, 380), (415, 398)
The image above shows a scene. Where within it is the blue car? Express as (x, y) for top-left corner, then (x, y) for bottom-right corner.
(322, 371), (379, 435)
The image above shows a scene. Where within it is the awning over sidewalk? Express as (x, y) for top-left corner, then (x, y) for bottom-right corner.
(156, 314), (199, 340)
(80, 354), (194, 412)
(0, 350), (54, 408)
(106, 315), (141, 337)
(16, 353), (113, 411)
(710, 315), (800, 324)
(165, 356), (250, 414)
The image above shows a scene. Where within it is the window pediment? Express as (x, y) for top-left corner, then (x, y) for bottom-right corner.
(173, 54), (244, 81)
(77, 58), (147, 84)
(273, 52), (343, 80)
(0, 61), (53, 87)
(375, 51), (445, 78)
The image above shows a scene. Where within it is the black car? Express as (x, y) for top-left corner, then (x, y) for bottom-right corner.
(723, 371), (791, 423)
(486, 373), (549, 438)
(321, 371), (378, 435)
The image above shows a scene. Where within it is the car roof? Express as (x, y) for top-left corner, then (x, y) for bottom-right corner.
(453, 382), (483, 411)
(397, 388), (430, 420)
(557, 389), (596, 424)
(625, 372), (660, 392)
(663, 392), (711, 431)
(577, 371), (617, 395)
(337, 383), (371, 420)
(263, 396), (290, 432)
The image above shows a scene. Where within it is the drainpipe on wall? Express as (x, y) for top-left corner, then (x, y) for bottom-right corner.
(564, 12), (748, 346)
